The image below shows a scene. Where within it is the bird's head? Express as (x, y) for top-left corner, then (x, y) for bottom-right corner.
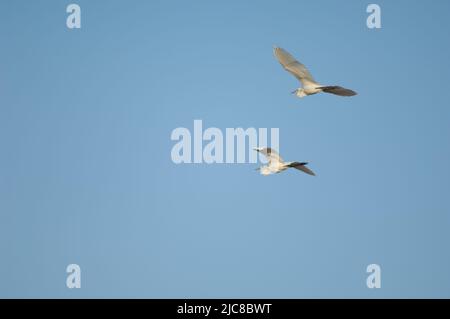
(253, 147), (264, 153)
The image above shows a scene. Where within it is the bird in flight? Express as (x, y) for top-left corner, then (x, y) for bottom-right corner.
(273, 46), (357, 98)
(254, 147), (316, 176)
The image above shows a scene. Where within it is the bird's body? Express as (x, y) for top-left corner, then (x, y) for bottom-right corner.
(273, 47), (357, 98)
(296, 85), (322, 98)
(254, 147), (315, 176)
(258, 161), (289, 175)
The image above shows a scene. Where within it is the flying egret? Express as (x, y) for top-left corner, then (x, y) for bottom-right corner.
(274, 46), (357, 98)
(254, 147), (316, 176)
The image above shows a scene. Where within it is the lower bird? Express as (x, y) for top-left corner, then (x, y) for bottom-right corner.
(274, 46), (357, 98)
(254, 147), (316, 176)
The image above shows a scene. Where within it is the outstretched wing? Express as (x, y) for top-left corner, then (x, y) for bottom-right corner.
(287, 162), (316, 176)
(258, 147), (284, 165)
(274, 47), (318, 87)
(319, 86), (357, 97)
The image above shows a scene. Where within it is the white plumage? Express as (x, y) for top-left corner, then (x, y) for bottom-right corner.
(254, 147), (315, 176)
(274, 47), (357, 98)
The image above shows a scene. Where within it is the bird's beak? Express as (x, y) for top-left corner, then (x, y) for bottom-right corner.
(291, 89), (297, 94)
(253, 148), (260, 152)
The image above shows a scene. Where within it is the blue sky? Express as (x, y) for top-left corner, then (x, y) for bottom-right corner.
(1, 0), (450, 298)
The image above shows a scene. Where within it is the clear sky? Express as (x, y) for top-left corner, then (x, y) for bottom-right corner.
(1, 0), (450, 298)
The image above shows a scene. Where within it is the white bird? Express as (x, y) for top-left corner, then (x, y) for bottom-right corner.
(274, 46), (357, 98)
(254, 147), (316, 176)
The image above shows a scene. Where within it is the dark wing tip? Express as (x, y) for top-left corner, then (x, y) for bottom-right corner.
(302, 166), (316, 176)
(288, 162), (316, 176)
(345, 89), (358, 96)
(320, 86), (357, 97)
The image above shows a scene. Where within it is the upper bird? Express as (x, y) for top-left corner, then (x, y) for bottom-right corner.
(254, 147), (316, 176)
(273, 46), (357, 98)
